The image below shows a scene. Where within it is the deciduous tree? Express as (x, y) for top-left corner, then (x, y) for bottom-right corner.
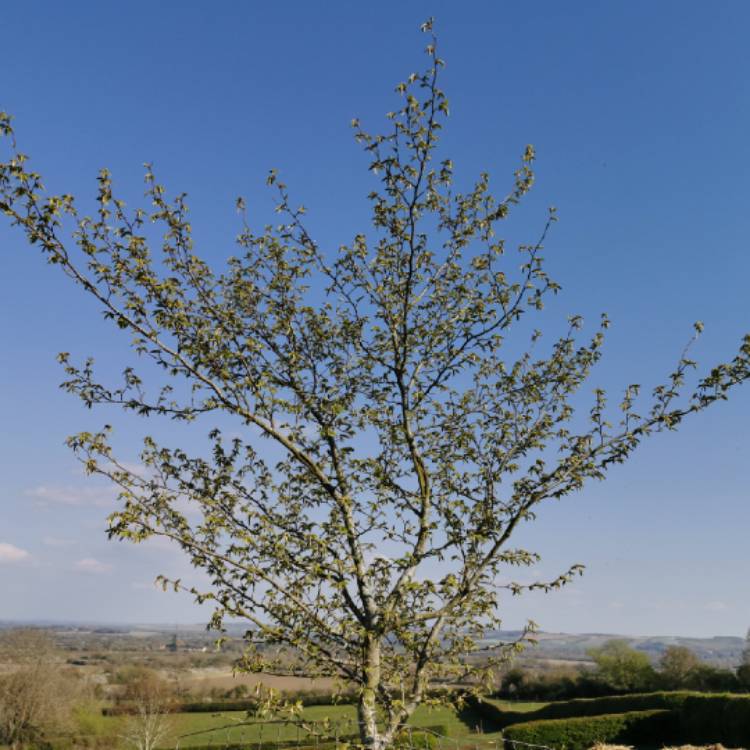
(0, 630), (77, 750)
(1, 20), (749, 750)
(119, 670), (174, 750)
(588, 640), (655, 692)
(658, 645), (700, 689)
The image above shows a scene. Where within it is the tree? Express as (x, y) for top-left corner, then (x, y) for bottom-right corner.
(658, 645), (700, 689)
(737, 628), (750, 688)
(119, 669), (174, 750)
(1, 20), (749, 750)
(0, 630), (77, 750)
(115, 666), (173, 705)
(689, 663), (739, 692)
(588, 640), (655, 692)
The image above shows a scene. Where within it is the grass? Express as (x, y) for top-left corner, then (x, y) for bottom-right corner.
(167, 705), (358, 747)
(51, 693), (749, 749)
(167, 704), (477, 747)
(483, 698), (549, 713)
(57, 698), (547, 749)
(88, 701), (522, 748)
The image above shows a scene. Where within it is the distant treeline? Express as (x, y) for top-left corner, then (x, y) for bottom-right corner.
(496, 640), (750, 701)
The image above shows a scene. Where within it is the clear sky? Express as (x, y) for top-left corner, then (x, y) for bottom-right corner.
(1, 1), (749, 638)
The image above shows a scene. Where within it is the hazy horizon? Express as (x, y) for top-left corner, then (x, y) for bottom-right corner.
(0, 618), (745, 643)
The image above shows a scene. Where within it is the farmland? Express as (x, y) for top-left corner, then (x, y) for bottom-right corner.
(3, 625), (750, 749)
(37, 690), (750, 749)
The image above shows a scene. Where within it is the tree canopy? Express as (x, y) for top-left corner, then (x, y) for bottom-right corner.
(588, 640), (654, 692)
(1, 20), (749, 750)
(659, 645), (701, 688)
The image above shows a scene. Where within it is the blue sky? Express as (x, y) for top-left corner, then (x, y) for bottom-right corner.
(1, 1), (749, 638)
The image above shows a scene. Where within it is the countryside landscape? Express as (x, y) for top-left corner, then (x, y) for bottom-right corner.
(2, 622), (750, 748)
(2, 3), (749, 749)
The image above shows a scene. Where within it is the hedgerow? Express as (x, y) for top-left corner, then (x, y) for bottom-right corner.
(487, 690), (750, 747)
(501, 709), (679, 750)
(471, 691), (694, 728)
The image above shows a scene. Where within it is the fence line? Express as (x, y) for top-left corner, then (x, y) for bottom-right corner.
(171, 718), (556, 750)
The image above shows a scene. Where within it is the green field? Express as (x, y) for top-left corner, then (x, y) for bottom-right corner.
(167, 704), (473, 747)
(91, 701), (534, 748)
(6, 700), (544, 749)
(483, 699), (549, 714)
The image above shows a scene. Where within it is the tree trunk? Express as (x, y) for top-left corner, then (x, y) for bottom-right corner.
(358, 635), (388, 750)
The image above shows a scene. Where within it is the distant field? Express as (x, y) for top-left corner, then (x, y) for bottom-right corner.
(180, 667), (336, 694)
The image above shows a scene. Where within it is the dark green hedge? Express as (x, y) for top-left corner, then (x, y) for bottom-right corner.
(502, 709), (680, 750)
(676, 693), (750, 746)
(471, 690), (696, 729)
(485, 691), (750, 747)
(104, 693), (359, 716)
(107, 689), (462, 716)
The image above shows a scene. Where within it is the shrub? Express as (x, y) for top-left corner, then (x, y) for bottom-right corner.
(394, 729), (439, 749)
(502, 709), (680, 750)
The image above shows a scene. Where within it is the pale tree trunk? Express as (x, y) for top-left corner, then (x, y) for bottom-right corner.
(358, 634), (389, 750)
(356, 633), (428, 750)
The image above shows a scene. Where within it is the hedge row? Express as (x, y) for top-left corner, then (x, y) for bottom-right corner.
(104, 699), (254, 715)
(495, 691), (750, 748)
(677, 693), (750, 747)
(107, 687), (461, 716)
(104, 692), (359, 716)
(470, 690), (700, 728)
(502, 709), (679, 750)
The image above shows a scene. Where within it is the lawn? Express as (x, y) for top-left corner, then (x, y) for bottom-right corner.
(159, 700), (544, 747)
(168, 705), (358, 747)
(68, 698), (546, 748)
(164, 704), (472, 747)
(86, 705), (512, 748)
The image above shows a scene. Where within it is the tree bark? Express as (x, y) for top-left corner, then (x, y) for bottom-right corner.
(358, 634), (387, 750)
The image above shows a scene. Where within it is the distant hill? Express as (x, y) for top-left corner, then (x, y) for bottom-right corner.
(481, 630), (746, 668)
(2, 620), (745, 668)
